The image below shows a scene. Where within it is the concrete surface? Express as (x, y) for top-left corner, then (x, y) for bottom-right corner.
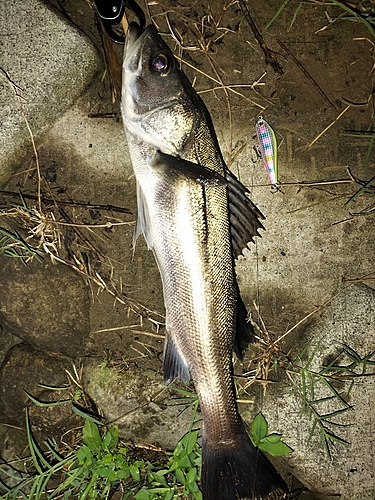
(0, 0), (102, 186)
(0, 1), (374, 498)
(0, 254), (91, 356)
(248, 283), (375, 500)
(83, 359), (196, 451)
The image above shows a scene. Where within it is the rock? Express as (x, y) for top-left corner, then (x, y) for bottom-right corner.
(0, 327), (22, 367)
(0, 343), (83, 464)
(82, 358), (196, 450)
(0, 255), (91, 357)
(0, 343), (71, 426)
(0, 0), (102, 187)
(253, 283), (375, 500)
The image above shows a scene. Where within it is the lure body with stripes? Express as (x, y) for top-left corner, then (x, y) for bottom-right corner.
(255, 116), (278, 187)
(121, 23), (286, 500)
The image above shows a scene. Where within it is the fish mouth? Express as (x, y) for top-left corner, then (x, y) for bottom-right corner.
(125, 22), (142, 48)
(124, 22), (157, 60)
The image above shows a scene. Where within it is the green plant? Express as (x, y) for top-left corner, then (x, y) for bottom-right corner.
(0, 226), (43, 264)
(0, 380), (294, 499)
(72, 420), (145, 500)
(0, 404), (202, 499)
(250, 413), (293, 456)
(286, 341), (375, 457)
(138, 428), (202, 500)
(287, 1), (375, 38)
(328, 0), (375, 39)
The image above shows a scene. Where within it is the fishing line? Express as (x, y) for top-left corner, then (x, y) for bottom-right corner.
(249, 133), (266, 493)
(249, 138), (262, 328)
(253, 224), (265, 495)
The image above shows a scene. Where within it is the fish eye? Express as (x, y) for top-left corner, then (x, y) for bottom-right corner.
(151, 53), (171, 76)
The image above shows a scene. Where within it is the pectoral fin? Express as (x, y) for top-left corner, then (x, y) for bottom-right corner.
(133, 181), (153, 249)
(151, 150), (226, 187)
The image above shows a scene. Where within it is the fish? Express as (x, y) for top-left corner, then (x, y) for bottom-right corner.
(121, 22), (287, 500)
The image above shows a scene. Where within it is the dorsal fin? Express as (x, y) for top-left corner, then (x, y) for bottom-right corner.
(233, 287), (256, 360)
(225, 168), (265, 259)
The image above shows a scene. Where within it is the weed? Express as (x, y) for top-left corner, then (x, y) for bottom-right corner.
(270, 0), (375, 39)
(0, 226), (43, 264)
(0, 408), (200, 500)
(0, 384), (291, 499)
(241, 301), (375, 459)
(285, 341), (375, 458)
(250, 412), (293, 456)
(0, 381), (203, 500)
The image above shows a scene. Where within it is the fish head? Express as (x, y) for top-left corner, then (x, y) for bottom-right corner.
(122, 23), (196, 155)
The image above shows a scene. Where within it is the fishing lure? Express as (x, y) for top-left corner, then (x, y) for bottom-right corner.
(255, 116), (278, 188)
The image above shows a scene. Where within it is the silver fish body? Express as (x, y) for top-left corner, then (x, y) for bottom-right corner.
(121, 23), (286, 500)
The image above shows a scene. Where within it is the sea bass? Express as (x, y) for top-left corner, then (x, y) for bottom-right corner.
(121, 22), (287, 500)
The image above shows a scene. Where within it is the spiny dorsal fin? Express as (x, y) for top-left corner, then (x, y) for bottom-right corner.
(225, 168), (265, 259)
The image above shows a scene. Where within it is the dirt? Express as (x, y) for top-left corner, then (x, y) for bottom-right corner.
(0, 1), (374, 499)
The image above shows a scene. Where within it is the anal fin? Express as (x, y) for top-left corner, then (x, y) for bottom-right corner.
(163, 330), (190, 384)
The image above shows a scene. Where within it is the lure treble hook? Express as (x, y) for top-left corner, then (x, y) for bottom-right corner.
(94, 0), (146, 44)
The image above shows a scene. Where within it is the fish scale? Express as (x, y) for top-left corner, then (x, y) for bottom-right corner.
(121, 22), (287, 500)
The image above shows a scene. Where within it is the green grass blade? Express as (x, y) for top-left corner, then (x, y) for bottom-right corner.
(308, 395), (337, 405)
(307, 371), (315, 401)
(262, 0), (292, 33)
(307, 418), (318, 444)
(320, 377), (351, 408)
(27, 473), (44, 500)
(324, 429), (350, 446)
(43, 438), (70, 463)
(292, 338), (313, 366)
(362, 350), (375, 364)
(321, 430), (332, 460)
(342, 344), (363, 363)
(79, 473), (99, 500)
(71, 403), (104, 425)
(319, 349), (345, 374)
(0, 474), (31, 497)
(319, 406), (353, 420)
(289, 2), (303, 31)
(345, 174), (375, 205)
(36, 456), (76, 500)
(50, 462), (85, 498)
(304, 340), (323, 370)
(38, 384), (71, 391)
(25, 408), (50, 473)
(25, 390), (71, 407)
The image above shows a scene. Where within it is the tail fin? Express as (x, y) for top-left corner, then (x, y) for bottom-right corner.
(201, 428), (287, 500)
